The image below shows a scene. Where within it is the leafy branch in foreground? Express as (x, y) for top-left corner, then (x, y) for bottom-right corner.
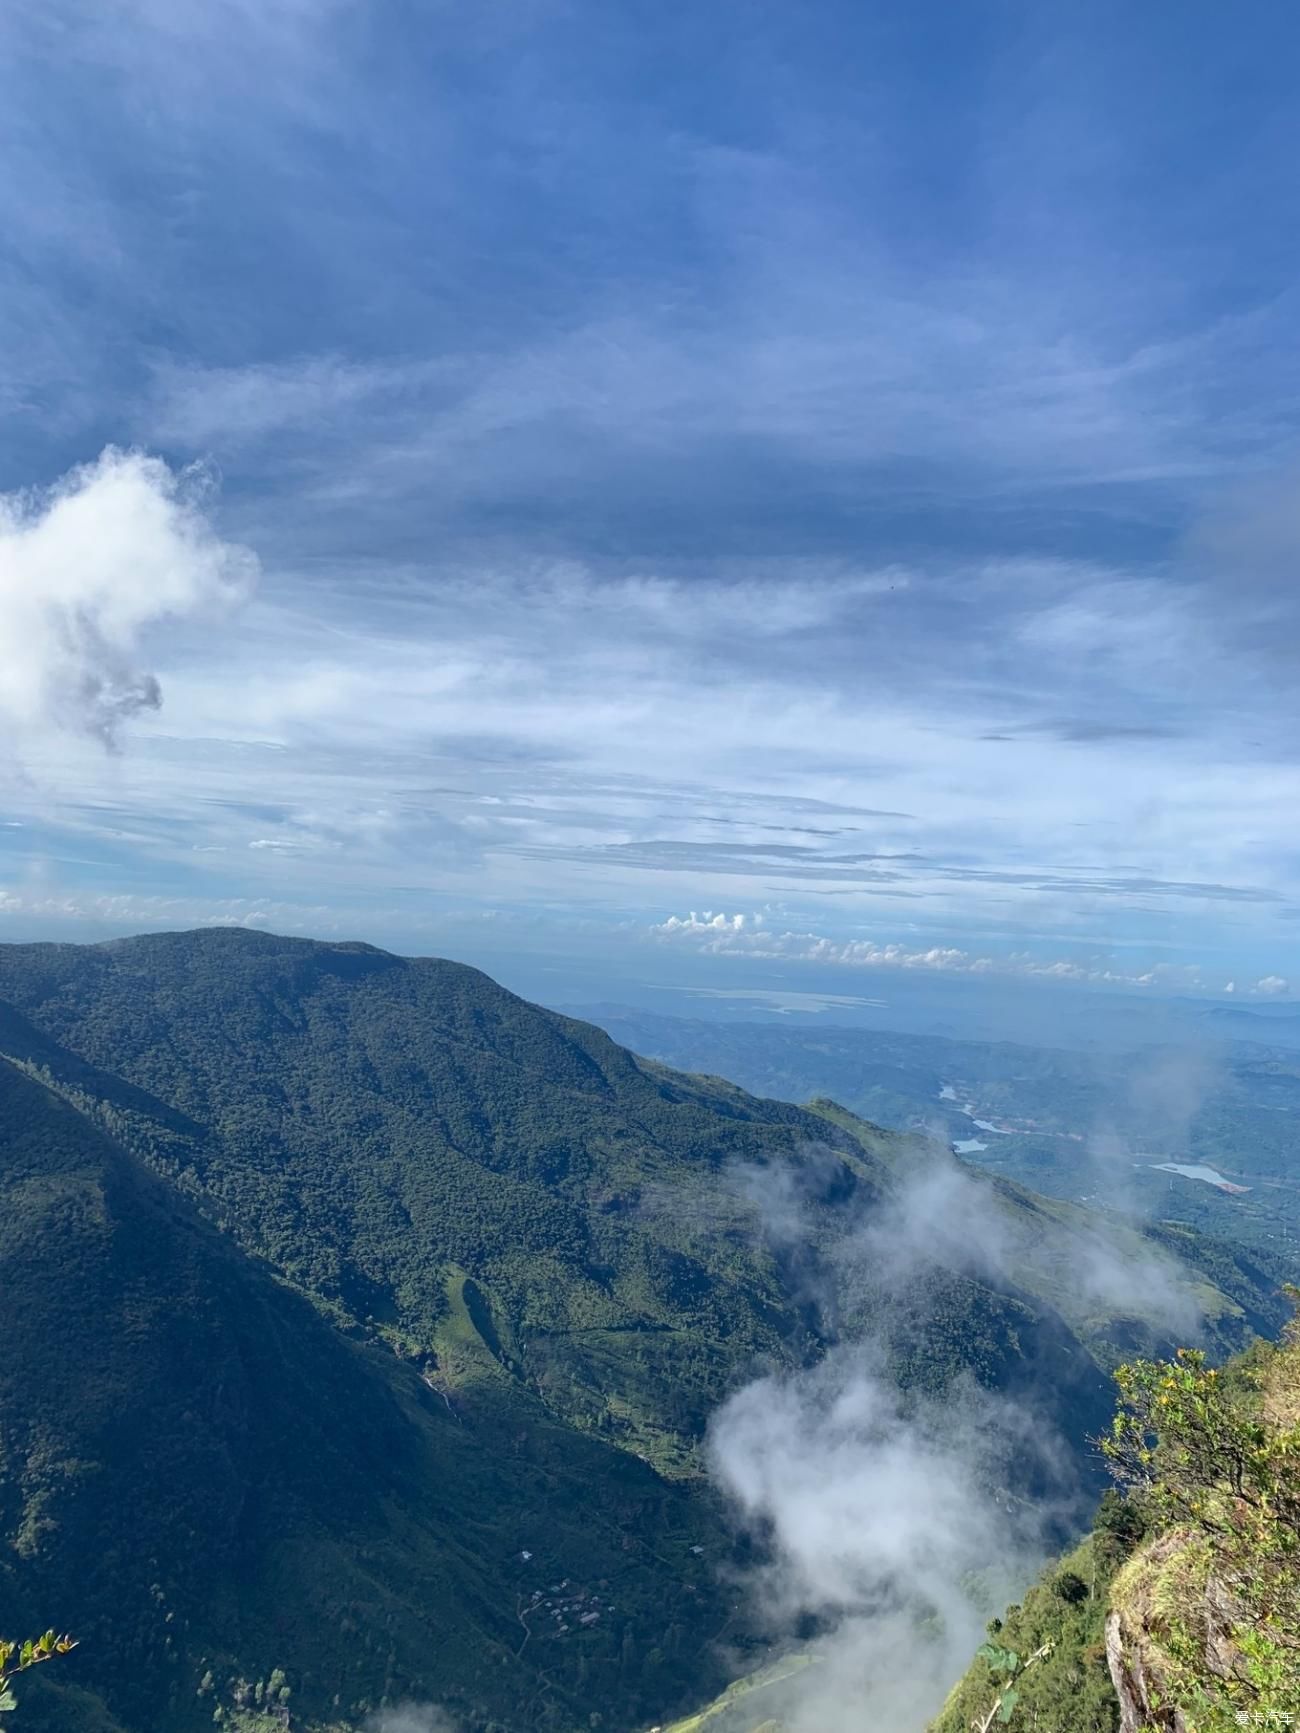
(970, 1640), (1053, 1731)
(0, 1632), (78, 1715)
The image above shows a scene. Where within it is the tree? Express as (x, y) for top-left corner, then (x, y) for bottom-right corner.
(1092, 1488), (1145, 1568)
(970, 1641), (1053, 1730)
(1103, 1335), (1300, 1722)
(0, 1632), (77, 1716)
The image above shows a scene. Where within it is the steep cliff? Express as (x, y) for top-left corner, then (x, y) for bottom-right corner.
(938, 1317), (1300, 1733)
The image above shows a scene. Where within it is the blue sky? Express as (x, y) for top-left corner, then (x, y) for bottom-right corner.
(3, 0), (1300, 1000)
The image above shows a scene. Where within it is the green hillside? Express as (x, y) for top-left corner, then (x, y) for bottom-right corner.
(0, 929), (1285, 1732)
(0, 930), (1129, 1473)
(0, 1054), (752, 1733)
(587, 1008), (1300, 1264)
(930, 1317), (1300, 1733)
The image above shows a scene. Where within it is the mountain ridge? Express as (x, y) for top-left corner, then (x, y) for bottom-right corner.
(0, 928), (1284, 1731)
(0, 1046), (749, 1733)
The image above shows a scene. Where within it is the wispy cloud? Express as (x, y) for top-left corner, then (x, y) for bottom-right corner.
(2, 2), (1300, 988)
(651, 910), (1293, 995)
(0, 888), (332, 930)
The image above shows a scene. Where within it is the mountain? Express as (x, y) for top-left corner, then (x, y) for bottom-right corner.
(0, 930), (1285, 1731)
(578, 1006), (1300, 1265)
(0, 1048), (750, 1733)
(1204, 1003), (1300, 1046)
(930, 1318), (1300, 1733)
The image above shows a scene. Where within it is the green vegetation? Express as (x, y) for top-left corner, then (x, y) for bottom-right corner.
(0, 929), (1286, 1733)
(967, 1638), (1055, 1732)
(0, 1051), (750, 1733)
(0, 929), (1158, 1478)
(1101, 1316), (1300, 1729)
(656, 1656), (819, 1733)
(929, 1528), (1128, 1733)
(0, 1632), (76, 1716)
(594, 1009), (1300, 1264)
(934, 1315), (1300, 1733)
(0, 931), (876, 1475)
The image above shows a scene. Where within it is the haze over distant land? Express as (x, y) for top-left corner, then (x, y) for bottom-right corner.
(5, 3), (1300, 1004)
(6, 10), (1300, 1732)
(0, 926), (1287, 1733)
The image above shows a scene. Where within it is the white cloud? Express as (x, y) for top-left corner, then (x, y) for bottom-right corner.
(0, 447), (256, 745)
(709, 1344), (1068, 1733)
(657, 910), (749, 935)
(707, 1136), (1206, 1732)
(149, 355), (433, 448)
(8, 0), (1300, 983)
(1254, 974), (1290, 996)
(651, 910), (1205, 989)
(708, 1267), (1049, 1732)
(3, 516), (1296, 985)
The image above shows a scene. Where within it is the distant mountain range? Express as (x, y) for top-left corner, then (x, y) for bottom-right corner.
(1203, 1002), (1300, 1041)
(577, 1004), (1300, 1259)
(0, 930), (1287, 1733)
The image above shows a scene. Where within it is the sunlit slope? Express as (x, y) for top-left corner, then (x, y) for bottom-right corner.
(0, 928), (1162, 1467)
(808, 1098), (1283, 1363)
(0, 929), (1284, 1733)
(654, 1656), (821, 1733)
(0, 1050), (753, 1732)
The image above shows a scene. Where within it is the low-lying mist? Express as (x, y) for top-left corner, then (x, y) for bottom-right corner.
(847, 1149), (1205, 1346)
(364, 1705), (458, 1733)
(708, 1347), (1059, 1733)
(704, 1133), (1200, 1732)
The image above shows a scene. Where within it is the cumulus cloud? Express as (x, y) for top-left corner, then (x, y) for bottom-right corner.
(1255, 974), (1290, 997)
(654, 910), (970, 971)
(651, 910), (1192, 989)
(0, 446), (256, 745)
(658, 909), (750, 936)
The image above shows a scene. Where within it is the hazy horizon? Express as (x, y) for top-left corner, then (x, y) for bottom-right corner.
(6, 2), (1300, 1006)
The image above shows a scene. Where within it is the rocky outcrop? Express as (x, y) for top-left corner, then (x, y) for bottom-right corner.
(1105, 1532), (1245, 1733)
(1105, 1608), (1183, 1733)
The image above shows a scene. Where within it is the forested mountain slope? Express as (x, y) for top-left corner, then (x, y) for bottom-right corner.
(586, 1006), (1300, 1265)
(1, 1054), (746, 1733)
(0, 929), (1284, 1732)
(0, 930), (1143, 1470)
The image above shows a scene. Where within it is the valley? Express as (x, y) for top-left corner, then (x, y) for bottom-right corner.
(580, 1007), (1300, 1261)
(9, 9), (1300, 1725)
(0, 930), (1291, 1733)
